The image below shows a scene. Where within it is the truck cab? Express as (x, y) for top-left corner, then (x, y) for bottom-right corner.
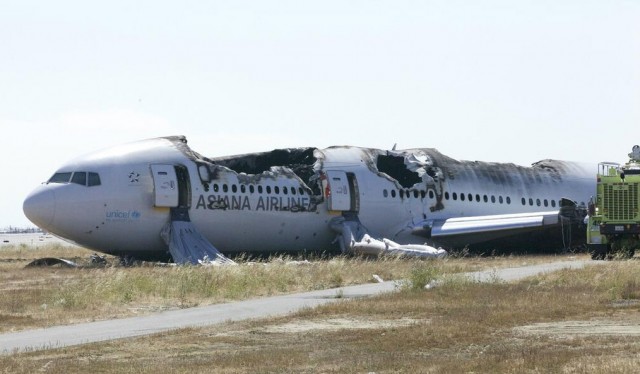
(587, 146), (640, 260)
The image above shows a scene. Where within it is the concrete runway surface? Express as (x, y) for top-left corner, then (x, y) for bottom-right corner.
(0, 259), (595, 354)
(0, 233), (73, 248)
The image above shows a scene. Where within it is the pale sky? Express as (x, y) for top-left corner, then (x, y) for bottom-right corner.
(2, 0), (639, 228)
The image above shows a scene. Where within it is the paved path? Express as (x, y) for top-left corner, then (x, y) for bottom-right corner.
(0, 259), (596, 354)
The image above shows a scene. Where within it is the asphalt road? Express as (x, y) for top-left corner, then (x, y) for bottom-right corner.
(0, 259), (596, 354)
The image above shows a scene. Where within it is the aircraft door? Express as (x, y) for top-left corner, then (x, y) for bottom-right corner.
(151, 164), (179, 208)
(324, 171), (359, 212)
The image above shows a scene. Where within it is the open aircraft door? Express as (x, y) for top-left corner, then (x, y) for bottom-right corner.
(151, 164), (179, 208)
(324, 171), (359, 212)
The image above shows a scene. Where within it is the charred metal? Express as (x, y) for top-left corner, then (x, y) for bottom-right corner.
(212, 148), (318, 184)
(376, 154), (422, 188)
(180, 146), (326, 212)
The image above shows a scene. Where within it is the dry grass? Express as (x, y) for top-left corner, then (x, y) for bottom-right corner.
(0, 243), (576, 334)
(2, 256), (639, 373)
(0, 243), (91, 262)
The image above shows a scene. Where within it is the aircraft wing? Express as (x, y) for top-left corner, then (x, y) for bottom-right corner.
(412, 211), (561, 239)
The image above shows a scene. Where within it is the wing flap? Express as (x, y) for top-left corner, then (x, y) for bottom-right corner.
(415, 211), (560, 238)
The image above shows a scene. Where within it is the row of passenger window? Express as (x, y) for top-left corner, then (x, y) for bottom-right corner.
(445, 191), (513, 205)
(382, 188), (559, 208)
(383, 189), (429, 199)
(48, 172), (102, 187)
(210, 183), (306, 196)
(520, 197), (558, 208)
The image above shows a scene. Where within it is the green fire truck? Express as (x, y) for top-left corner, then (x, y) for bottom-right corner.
(587, 145), (640, 260)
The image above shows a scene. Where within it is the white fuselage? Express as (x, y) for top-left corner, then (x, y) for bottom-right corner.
(23, 136), (595, 260)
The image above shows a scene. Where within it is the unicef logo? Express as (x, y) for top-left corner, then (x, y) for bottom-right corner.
(105, 210), (142, 222)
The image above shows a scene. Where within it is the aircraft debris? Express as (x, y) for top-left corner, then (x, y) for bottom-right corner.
(330, 217), (447, 259)
(25, 258), (78, 268)
(90, 253), (108, 266)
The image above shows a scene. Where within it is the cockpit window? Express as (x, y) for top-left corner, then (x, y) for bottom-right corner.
(71, 172), (87, 186)
(88, 172), (101, 186)
(48, 172), (72, 184)
(48, 171), (101, 186)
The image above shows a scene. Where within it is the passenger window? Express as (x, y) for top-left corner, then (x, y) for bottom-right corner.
(383, 189), (388, 198)
(506, 196), (511, 204)
(266, 186), (272, 194)
(521, 197), (526, 206)
(299, 187), (304, 195)
(452, 192), (458, 201)
(551, 200), (556, 208)
(468, 193), (473, 202)
(291, 187), (296, 195)
(490, 195), (495, 203)
(499, 196), (503, 204)
(445, 192), (450, 200)
(274, 186), (280, 194)
(475, 194), (480, 202)
(48, 172), (72, 184)
(249, 185), (255, 194)
(232, 185), (238, 193)
(544, 199), (548, 207)
(71, 172), (87, 186)
(213, 184), (219, 192)
(391, 190), (397, 198)
(258, 185), (263, 194)
(484, 195), (488, 203)
(414, 190), (419, 198)
(420, 191), (426, 198)
(460, 193), (465, 201)
(223, 184), (228, 193)
(88, 172), (101, 187)
(428, 190), (434, 199)
(240, 185), (246, 193)
(536, 199), (541, 206)
(283, 187), (289, 195)
(399, 190), (405, 198)
(529, 198), (533, 206)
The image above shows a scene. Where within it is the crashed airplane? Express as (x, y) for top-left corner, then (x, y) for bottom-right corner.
(23, 136), (594, 264)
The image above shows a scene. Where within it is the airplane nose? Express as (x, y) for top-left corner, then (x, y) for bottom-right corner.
(23, 188), (56, 228)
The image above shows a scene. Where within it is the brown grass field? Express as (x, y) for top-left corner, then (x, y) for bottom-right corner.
(2, 244), (639, 373)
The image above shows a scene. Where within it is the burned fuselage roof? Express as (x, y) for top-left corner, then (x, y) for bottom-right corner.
(210, 148), (319, 184)
(167, 136), (585, 198)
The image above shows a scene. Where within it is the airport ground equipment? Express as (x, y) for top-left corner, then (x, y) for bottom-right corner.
(587, 146), (640, 260)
